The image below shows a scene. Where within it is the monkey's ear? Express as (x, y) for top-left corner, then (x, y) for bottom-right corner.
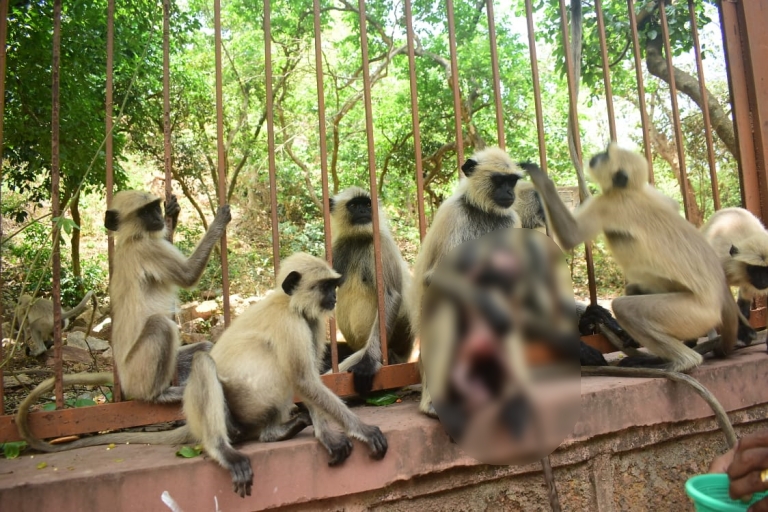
(282, 271), (302, 296)
(612, 169), (629, 189)
(328, 197), (336, 213)
(461, 158), (478, 177)
(104, 210), (120, 231)
(730, 245), (739, 256)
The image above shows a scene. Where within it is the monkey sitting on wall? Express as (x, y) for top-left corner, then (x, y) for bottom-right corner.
(16, 252), (388, 499)
(320, 186), (414, 395)
(523, 143), (739, 372)
(13, 290), (95, 357)
(701, 206), (768, 347)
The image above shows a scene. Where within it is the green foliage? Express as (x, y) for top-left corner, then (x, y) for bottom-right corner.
(1, 441), (28, 459)
(176, 445), (204, 458)
(365, 392), (400, 407)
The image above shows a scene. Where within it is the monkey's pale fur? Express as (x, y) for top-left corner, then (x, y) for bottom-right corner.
(14, 290), (94, 357)
(526, 143), (738, 372)
(701, 207), (768, 301)
(326, 186), (414, 391)
(15, 252), (387, 498)
(410, 146), (523, 416)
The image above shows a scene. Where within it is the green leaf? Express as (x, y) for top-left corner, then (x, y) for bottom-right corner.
(2, 441), (27, 459)
(42, 403), (57, 411)
(74, 398), (97, 408)
(176, 445), (203, 458)
(647, 29), (658, 40)
(365, 392), (399, 407)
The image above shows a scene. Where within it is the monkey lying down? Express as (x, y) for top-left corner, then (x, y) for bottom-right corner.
(16, 252), (387, 498)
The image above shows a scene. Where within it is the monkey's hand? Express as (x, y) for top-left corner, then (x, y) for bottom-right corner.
(320, 430), (354, 466)
(518, 161), (548, 189)
(358, 423), (388, 460)
(349, 353), (381, 396)
(164, 194), (181, 230)
(737, 323), (757, 347)
(214, 205), (233, 227)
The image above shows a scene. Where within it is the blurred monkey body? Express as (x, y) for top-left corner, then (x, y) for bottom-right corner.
(524, 143), (739, 372)
(325, 186), (414, 394)
(14, 290), (95, 357)
(15, 253), (388, 499)
(701, 207), (768, 346)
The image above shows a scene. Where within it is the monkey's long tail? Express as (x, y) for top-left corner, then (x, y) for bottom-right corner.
(581, 366), (737, 448)
(15, 371), (193, 453)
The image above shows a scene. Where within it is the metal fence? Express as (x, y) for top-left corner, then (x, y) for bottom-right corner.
(0, 0), (767, 443)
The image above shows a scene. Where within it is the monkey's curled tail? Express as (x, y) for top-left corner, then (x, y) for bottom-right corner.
(15, 371), (192, 453)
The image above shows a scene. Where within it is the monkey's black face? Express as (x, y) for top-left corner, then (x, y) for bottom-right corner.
(490, 173), (520, 209)
(588, 151), (608, 169)
(138, 200), (166, 232)
(746, 264), (768, 291)
(319, 277), (343, 310)
(346, 196), (373, 226)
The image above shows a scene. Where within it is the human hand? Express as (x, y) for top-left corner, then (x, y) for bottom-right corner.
(710, 431), (768, 511)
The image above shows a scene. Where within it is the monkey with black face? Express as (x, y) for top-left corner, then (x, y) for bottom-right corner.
(524, 143), (739, 372)
(16, 253), (388, 499)
(701, 207), (768, 347)
(13, 290), (95, 357)
(321, 186), (414, 395)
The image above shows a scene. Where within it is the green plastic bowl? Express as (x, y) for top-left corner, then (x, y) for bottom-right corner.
(686, 474), (768, 512)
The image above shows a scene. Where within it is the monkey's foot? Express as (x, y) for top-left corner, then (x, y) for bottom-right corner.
(320, 431), (353, 466)
(358, 424), (388, 460)
(349, 354), (381, 396)
(228, 452), (254, 498)
(684, 339), (699, 348)
(737, 324), (758, 347)
(616, 355), (669, 369)
(579, 342), (609, 366)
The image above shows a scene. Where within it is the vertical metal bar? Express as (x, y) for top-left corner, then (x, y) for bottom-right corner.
(310, 0), (338, 371)
(445, 0), (465, 173)
(106, 0), (121, 402)
(162, 0), (174, 243)
(0, 0), (9, 413)
(213, 0), (231, 327)
(558, 0), (597, 305)
(266, 2), (281, 278)
(404, 0), (426, 241)
(51, 0), (64, 408)
(486, 0), (505, 149)
(524, 0), (548, 174)
(688, 0), (720, 211)
(658, 2), (691, 221)
(594, 0), (616, 142)
(627, 0), (654, 184)
(357, 0), (388, 366)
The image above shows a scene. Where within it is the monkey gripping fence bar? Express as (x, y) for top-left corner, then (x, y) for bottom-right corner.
(0, 7), (765, 508)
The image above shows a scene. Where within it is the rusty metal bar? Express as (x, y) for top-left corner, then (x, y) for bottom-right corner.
(0, 0), (8, 413)
(213, 0), (231, 327)
(524, 0), (548, 174)
(486, 0), (504, 149)
(266, 2), (281, 279)
(162, 0), (174, 243)
(688, 0), (720, 211)
(404, 0), (426, 241)
(51, 0), (64, 408)
(106, 0), (121, 402)
(445, 0), (465, 173)
(357, 0), (389, 365)
(310, 0), (338, 371)
(627, 0), (654, 184)
(658, 2), (691, 221)
(594, 0), (616, 141)
(558, 0), (597, 305)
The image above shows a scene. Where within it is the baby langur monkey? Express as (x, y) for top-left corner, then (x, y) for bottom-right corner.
(322, 186), (414, 394)
(523, 143), (739, 372)
(16, 253), (388, 499)
(13, 290), (95, 357)
(701, 207), (768, 347)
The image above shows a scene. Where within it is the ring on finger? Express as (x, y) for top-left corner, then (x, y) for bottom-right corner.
(761, 468), (768, 483)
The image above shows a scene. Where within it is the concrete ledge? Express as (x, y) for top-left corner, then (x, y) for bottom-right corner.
(0, 346), (766, 512)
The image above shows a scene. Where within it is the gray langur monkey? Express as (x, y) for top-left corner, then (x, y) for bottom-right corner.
(15, 191), (230, 425)
(13, 290), (95, 357)
(701, 207), (768, 347)
(16, 252), (388, 499)
(321, 186), (414, 395)
(513, 181), (548, 233)
(523, 142), (739, 372)
(410, 146), (524, 417)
